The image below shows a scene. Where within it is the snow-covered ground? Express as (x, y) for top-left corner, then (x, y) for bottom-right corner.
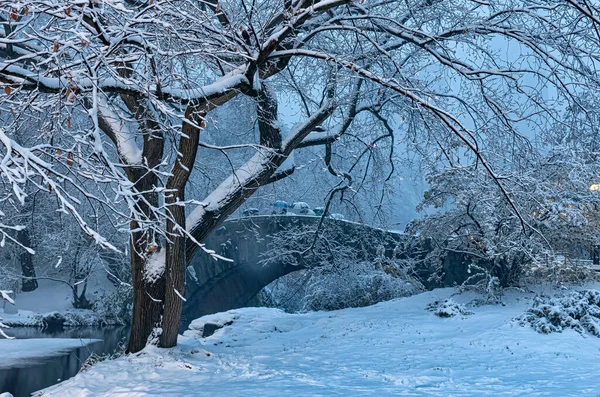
(37, 287), (600, 396)
(10, 281), (77, 313)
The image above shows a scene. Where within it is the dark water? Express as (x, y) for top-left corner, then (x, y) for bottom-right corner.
(0, 326), (129, 397)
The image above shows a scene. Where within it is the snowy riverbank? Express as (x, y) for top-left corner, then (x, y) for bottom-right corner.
(37, 286), (600, 396)
(0, 338), (104, 397)
(1, 280), (123, 329)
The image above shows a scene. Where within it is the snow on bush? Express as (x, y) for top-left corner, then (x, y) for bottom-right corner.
(519, 289), (600, 336)
(303, 261), (422, 311)
(260, 259), (423, 312)
(426, 299), (473, 318)
(523, 260), (597, 285)
(93, 284), (133, 325)
(2, 309), (126, 328)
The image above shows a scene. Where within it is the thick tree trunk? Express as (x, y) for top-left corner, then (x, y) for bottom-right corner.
(17, 227), (37, 292)
(72, 280), (93, 309)
(119, 95), (166, 354)
(160, 200), (186, 348)
(124, 145), (165, 352)
(127, 230), (166, 353)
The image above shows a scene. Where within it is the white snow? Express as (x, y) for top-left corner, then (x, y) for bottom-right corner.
(144, 250), (166, 284)
(10, 280), (75, 313)
(161, 72), (249, 101)
(97, 99), (143, 165)
(1, 309), (42, 327)
(38, 287), (600, 396)
(186, 150), (273, 231)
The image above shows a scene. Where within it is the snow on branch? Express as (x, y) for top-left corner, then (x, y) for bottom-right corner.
(185, 149), (276, 232)
(160, 72), (250, 102)
(145, 250), (166, 284)
(282, 101), (337, 154)
(1, 63), (250, 104)
(186, 101), (336, 239)
(0, 128), (119, 252)
(97, 99), (142, 165)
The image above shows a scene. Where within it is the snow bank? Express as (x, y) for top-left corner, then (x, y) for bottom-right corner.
(185, 308), (304, 340)
(186, 311), (238, 338)
(1, 278), (124, 328)
(39, 287), (600, 396)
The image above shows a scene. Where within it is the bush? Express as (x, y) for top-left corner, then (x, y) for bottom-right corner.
(80, 341), (126, 372)
(519, 289), (600, 337)
(426, 298), (473, 318)
(93, 284), (133, 325)
(522, 259), (597, 285)
(259, 259), (423, 312)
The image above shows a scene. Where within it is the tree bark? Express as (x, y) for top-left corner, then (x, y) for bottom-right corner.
(160, 106), (201, 348)
(127, 231), (166, 352)
(160, 199), (187, 348)
(123, 97), (166, 353)
(17, 227), (37, 292)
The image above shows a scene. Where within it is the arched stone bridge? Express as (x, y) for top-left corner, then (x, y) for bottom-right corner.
(181, 215), (418, 328)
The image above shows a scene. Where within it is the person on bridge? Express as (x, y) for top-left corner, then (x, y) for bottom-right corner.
(272, 200), (289, 215)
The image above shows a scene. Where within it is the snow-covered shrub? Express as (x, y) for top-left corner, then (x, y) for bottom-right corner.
(409, 150), (600, 290)
(93, 283), (133, 325)
(519, 290), (600, 336)
(304, 261), (423, 311)
(80, 342), (126, 372)
(522, 258), (597, 286)
(426, 299), (473, 318)
(257, 220), (425, 312)
(260, 259), (423, 312)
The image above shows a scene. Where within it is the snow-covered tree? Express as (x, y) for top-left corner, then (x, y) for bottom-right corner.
(2, 0), (600, 352)
(410, 148), (600, 288)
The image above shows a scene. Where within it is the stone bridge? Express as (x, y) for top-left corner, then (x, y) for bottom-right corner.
(181, 215), (417, 328)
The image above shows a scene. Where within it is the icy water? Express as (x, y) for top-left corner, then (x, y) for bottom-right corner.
(0, 326), (128, 397)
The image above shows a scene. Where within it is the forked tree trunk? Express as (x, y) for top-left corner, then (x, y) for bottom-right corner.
(124, 80), (330, 353)
(127, 105), (200, 352)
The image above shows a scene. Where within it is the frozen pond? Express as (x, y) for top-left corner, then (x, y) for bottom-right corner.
(0, 326), (128, 397)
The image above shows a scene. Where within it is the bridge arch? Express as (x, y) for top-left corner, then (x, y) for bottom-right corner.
(181, 215), (408, 328)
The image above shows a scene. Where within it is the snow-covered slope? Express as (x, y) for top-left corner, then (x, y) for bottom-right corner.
(39, 288), (600, 396)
